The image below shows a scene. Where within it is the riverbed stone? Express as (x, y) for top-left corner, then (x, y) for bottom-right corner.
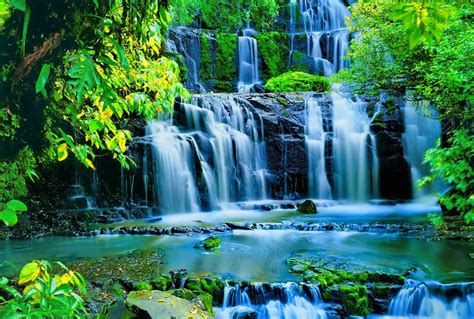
(297, 200), (318, 214)
(126, 290), (213, 319)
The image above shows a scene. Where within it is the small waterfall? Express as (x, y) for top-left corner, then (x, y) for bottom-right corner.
(332, 91), (380, 201)
(167, 27), (205, 93)
(148, 95), (268, 213)
(216, 283), (328, 319)
(238, 27), (260, 94)
(401, 95), (444, 199)
(289, 0), (350, 76)
(305, 95), (332, 199)
(388, 280), (474, 319)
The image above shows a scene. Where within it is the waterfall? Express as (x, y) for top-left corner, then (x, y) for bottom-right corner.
(401, 94), (444, 199)
(388, 280), (474, 319)
(305, 95), (332, 199)
(148, 95), (268, 213)
(216, 283), (328, 319)
(288, 0), (350, 76)
(167, 27), (205, 93)
(238, 27), (260, 94)
(332, 91), (380, 201)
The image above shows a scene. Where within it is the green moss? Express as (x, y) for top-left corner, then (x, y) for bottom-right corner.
(256, 32), (290, 79)
(185, 279), (202, 291)
(165, 51), (188, 82)
(200, 34), (212, 81)
(265, 71), (330, 93)
(151, 275), (172, 291)
(203, 236), (220, 250)
(338, 285), (369, 316)
(171, 288), (196, 301)
(197, 292), (214, 315)
(135, 281), (152, 291)
(215, 33), (237, 82)
(213, 80), (233, 92)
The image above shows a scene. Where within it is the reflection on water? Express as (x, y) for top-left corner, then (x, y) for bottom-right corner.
(1, 230), (473, 283)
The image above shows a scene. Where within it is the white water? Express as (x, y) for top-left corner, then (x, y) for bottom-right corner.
(305, 95), (332, 199)
(401, 95), (444, 199)
(387, 280), (474, 319)
(149, 95), (268, 213)
(332, 91), (380, 201)
(238, 28), (260, 93)
(289, 0), (350, 76)
(216, 283), (328, 319)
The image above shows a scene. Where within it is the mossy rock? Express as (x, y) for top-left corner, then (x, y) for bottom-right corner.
(194, 236), (221, 250)
(151, 275), (172, 291)
(256, 32), (290, 79)
(185, 278), (202, 291)
(126, 290), (212, 319)
(297, 200), (318, 214)
(337, 284), (369, 316)
(265, 72), (330, 93)
(171, 288), (197, 301)
(134, 281), (152, 291)
(215, 33), (237, 82)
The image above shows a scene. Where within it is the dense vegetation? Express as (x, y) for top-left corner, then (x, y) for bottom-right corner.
(265, 71), (330, 93)
(334, 0), (473, 223)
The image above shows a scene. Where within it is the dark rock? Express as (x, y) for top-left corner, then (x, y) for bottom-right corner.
(378, 155), (412, 199)
(297, 200), (318, 214)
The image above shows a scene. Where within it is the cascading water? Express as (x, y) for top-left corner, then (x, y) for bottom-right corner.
(238, 27), (260, 94)
(332, 91), (380, 201)
(148, 95), (268, 213)
(215, 283), (328, 319)
(305, 95), (332, 199)
(166, 27), (205, 93)
(289, 0), (350, 76)
(387, 280), (474, 319)
(401, 94), (444, 199)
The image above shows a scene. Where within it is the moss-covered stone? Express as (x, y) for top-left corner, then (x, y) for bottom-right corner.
(297, 199), (318, 214)
(185, 278), (202, 291)
(338, 284), (369, 316)
(151, 275), (172, 291)
(171, 288), (196, 300)
(290, 51), (310, 73)
(265, 71), (330, 93)
(213, 80), (234, 92)
(200, 34), (212, 81)
(135, 281), (152, 291)
(215, 33), (237, 82)
(256, 32), (290, 80)
(194, 236), (221, 250)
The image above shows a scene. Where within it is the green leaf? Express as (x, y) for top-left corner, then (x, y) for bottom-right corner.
(20, 3), (30, 57)
(6, 199), (27, 212)
(108, 37), (129, 71)
(0, 208), (18, 226)
(18, 261), (40, 285)
(35, 63), (51, 98)
(9, 0), (26, 11)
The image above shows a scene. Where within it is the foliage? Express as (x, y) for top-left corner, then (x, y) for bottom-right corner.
(215, 33), (237, 82)
(265, 71), (330, 93)
(0, 199), (27, 226)
(420, 130), (474, 223)
(47, 3), (188, 170)
(0, 146), (37, 202)
(169, 0), (279, 32)
(200, 33), (212, 81)
(256, 32), (289, 79)
(0, 260), (88, 318)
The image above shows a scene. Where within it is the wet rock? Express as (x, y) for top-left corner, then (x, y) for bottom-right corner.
(297, 200), (318, 214)
(194, 236), (221, 250)
(126, 290), (212, 319)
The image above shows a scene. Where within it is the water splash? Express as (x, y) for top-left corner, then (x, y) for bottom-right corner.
(216, 283), (328, 319)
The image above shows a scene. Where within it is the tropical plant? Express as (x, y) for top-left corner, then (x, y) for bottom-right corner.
(0, 260), (89, 318)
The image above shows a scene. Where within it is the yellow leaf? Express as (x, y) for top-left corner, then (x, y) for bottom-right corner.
(86, 159), (96, 170)
(57, 143), (68, 161)
(18, 262), (40, 285)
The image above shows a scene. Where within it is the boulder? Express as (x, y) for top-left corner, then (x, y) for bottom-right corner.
(126, 290), (213, 319)
(297, 200), (318, 214)
(194, 236), (221, 250)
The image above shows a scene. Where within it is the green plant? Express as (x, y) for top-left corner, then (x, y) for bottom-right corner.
(0, 199), (27, 226)
(256, 32), (289, 79)
(215, 33), (237, 82)
(0, 260), (89, 318)
(420, 130), (474, 223)
(265, 71), (330, 93)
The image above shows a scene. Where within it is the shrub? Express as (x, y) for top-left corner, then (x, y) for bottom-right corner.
(264, 71), (330, 93)
(0, 260), (89, 318)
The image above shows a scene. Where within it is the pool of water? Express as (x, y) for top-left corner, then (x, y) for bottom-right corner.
(1, 229), (472, 283)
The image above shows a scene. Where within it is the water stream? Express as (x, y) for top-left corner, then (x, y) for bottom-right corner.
(238, 27), (261, 93)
